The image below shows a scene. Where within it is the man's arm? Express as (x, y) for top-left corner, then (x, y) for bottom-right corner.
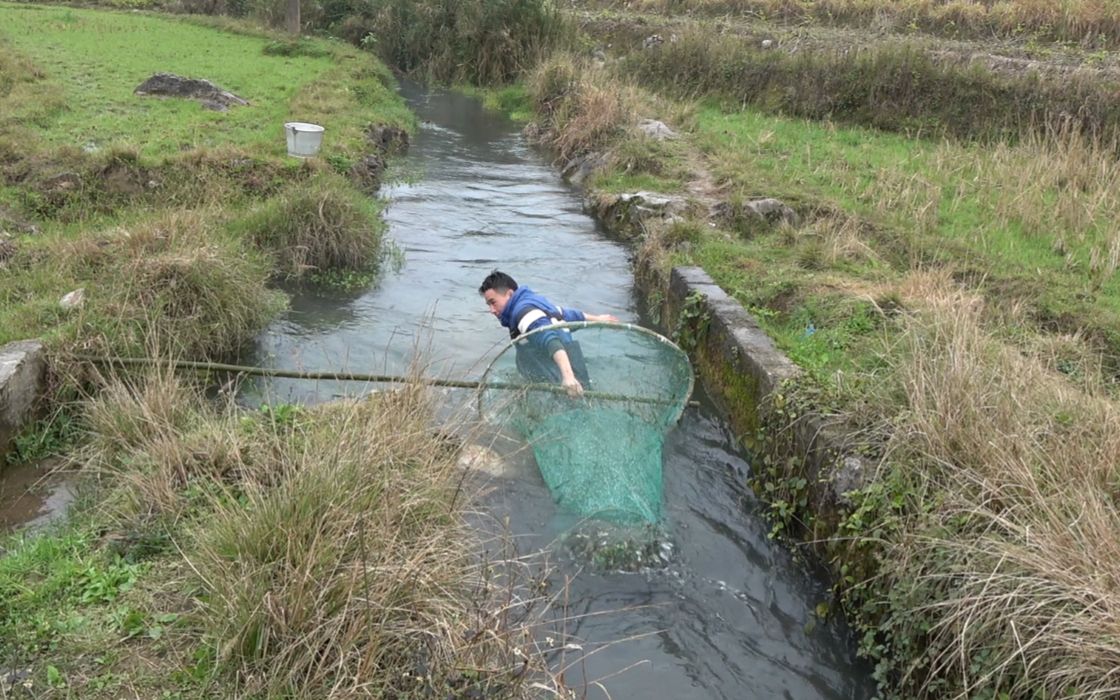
(583, 313), (620, 323)
(551, 347), (583, 397)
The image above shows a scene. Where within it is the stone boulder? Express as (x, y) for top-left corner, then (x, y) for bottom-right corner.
(586, 191), (688, 240)
(0, 340), (46, 460)
(134, 73), (249, 111)
(713, 197), (801, 233)
(637, 119), (677, 141)
(560, 151), (607, 186)
(0, 207), (39, 237)
(59, 288), (85, 311)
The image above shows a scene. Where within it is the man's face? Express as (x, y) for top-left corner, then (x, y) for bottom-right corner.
(483, 288), (514, 318)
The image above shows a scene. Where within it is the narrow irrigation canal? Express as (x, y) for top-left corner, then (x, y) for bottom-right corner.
(246, 84), (874, 699)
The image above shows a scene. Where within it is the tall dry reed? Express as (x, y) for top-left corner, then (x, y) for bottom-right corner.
(871, 288), (1120, 697)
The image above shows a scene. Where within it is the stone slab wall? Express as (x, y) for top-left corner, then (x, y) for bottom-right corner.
(0, 340), (46, 461)
(658, 267), (870, 519)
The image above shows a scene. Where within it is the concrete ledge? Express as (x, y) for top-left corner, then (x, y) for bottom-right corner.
(0, 340), (46, 460)
(660, 267), (870, 515)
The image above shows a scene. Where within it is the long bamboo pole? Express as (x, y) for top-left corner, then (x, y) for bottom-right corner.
(73, 355), (685, 407)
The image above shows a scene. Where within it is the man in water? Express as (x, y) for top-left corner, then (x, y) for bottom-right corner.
(479, 271), (619, 397)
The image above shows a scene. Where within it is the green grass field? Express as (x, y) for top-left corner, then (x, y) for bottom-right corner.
(0, 4), (413, 353)
(0, 3), (410, 159)
(673, 103), (1120, 378)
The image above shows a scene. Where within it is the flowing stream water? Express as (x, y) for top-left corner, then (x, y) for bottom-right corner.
(244, 83), (874, 699)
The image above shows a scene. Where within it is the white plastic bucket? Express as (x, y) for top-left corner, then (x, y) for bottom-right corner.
(284, 122), (325, 158)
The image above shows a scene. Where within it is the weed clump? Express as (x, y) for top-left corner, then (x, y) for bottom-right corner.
(839, 292), (1120, 697)
(74, 370), (558, 697)
(58, 211), (285, 360)
(530, 54), (640, 161)
(231, 173), (386, 281)
(335, 0), (569, 85)
(261, 38), (330, 58)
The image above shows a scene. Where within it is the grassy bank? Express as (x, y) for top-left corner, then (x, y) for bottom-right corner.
(510, 52), (1120, 697)
(623, 30), (1120, 144)
(566, 2), (1120, 147)
(0, 2), (412, 359)
(1, 373), (556, 697)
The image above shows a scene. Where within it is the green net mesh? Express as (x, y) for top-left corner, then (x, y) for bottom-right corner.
(479, 322), (693, 523)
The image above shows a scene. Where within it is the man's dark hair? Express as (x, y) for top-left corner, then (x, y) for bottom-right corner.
(479, 270), (518, 295)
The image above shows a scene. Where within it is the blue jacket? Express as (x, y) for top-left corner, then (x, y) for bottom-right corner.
(498, 286), (586, 354)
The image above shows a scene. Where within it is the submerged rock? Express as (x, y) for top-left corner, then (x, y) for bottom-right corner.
(456, 443), (507, 477)
(562, 522), (673, 572)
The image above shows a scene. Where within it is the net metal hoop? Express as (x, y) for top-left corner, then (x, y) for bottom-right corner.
(476, 321), (695, 424)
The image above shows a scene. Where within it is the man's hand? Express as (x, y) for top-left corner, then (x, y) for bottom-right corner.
(561, 375), (584, 398)
(586, 313), (620, 323)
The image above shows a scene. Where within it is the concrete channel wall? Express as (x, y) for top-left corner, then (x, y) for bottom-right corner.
(0, 340), (46, 461)
(652, 266), (872, 529)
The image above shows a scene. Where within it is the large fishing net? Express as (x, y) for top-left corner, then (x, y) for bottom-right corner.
(478, 322), (693, 523)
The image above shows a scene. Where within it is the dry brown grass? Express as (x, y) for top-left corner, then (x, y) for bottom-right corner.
(55, 209), (285, 360)
(874, 289), (1120, 697)
(529, 54), (643, 162)
(796, 213), (885, 267)
(586, 0), (1120, 47)
(78, 369), (564, 698)
(960, 122), (1120, 244)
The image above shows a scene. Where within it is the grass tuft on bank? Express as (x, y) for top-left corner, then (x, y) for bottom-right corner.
(230, 171), (388, 281)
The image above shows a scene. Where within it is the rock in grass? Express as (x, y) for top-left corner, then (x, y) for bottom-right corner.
(0, 207), (39, 236)
(637, 119), (677, 141)
(134, 73), (249, 112)
(744, 197), (800, 227)
(59, 288), (85, 310)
